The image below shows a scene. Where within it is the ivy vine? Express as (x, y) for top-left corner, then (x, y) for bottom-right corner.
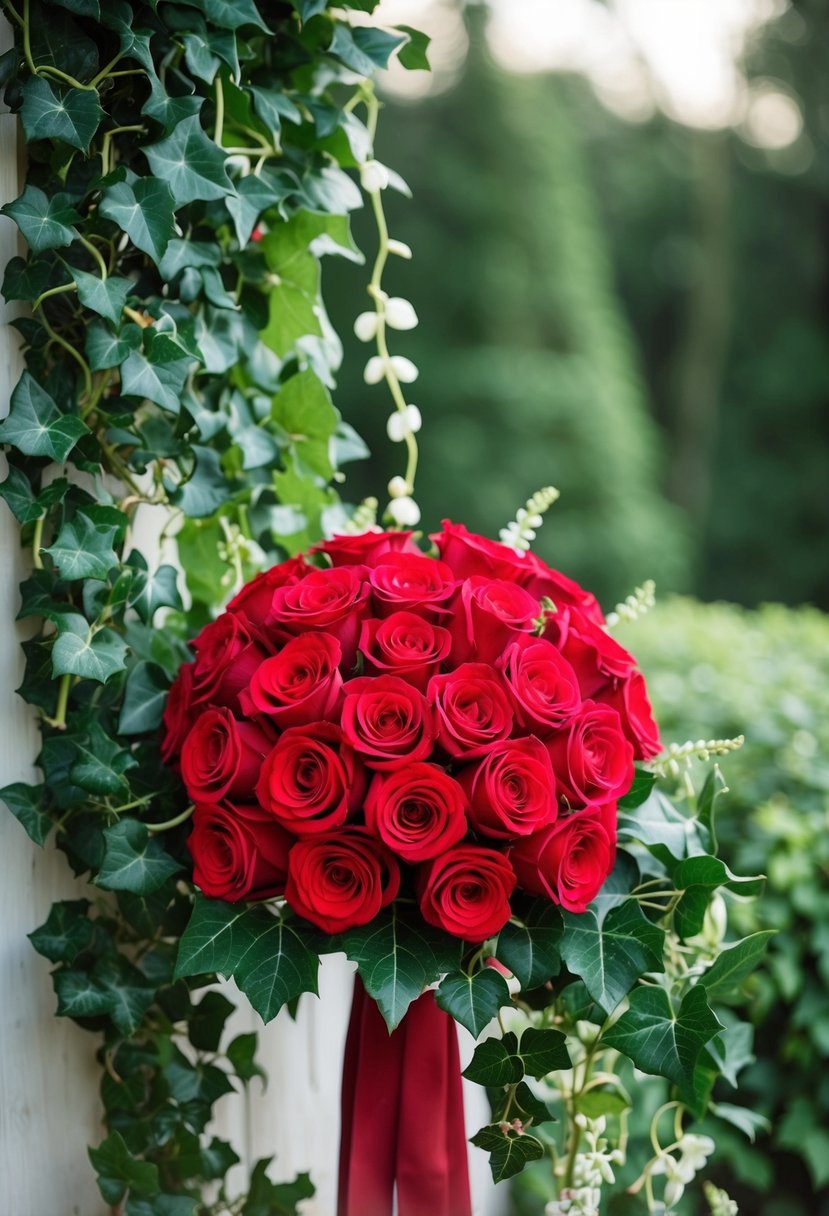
(0, 0), (428, 1209)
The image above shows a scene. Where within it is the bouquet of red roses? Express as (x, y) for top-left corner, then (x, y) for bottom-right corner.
(162, 521), (660, 942)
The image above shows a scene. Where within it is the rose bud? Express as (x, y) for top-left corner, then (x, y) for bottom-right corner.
(368, 552), (457, 619)
(416, 845), (517, 942)
(255, 723), (364, 835)
(161, 661), (197, 765)
(180, 708), (272, 804)
(543, 605), (637, 699)
(456, 737), (557, 839)
(311, 529), (421, 569)
(190, 612), (269, 710)
(358, 611), (451, 692)
(269, 565), (370, 670)
(188, 801), (294, 901)
(595, 669), (662, 761)
(285, 827), (400, 934)
(239, 632), (343, 728)
(509, 804), (617, 913)
(340, 675), (436, 769)
(449, 576), (539, 664)
(499, 637), (581, 735)
(546, 701), (634, 810)
(427, 663), (514, 757)
(364, 763), (468, 862)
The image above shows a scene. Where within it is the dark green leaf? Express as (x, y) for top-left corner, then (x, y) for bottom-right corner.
(0, 781), (53, 845)
(463, 1032), (523, 1088)
(97, 818), (183, 893)
(88, 1131), (160, 1205)
(120, 348), (190, 413)
(513, 1081), (555, 1126)
(73, 269), (132, 325)
(242, 1158), (315, 1216)
(183, 0), (270, 31)
(70, 721), (135, 796)
(28, 899), (94, 963)
(100, 178), (177, 262)
(469, 1125), (545, 1183)
(20, 77), (103, 150)
(558, 900), (665, 1014)
(145, 116), (232, 206)
(227, 1032), (266, 1084)
(52, 613), (128, 683)
(0, 372), (88, 460)
(1, 185), (79, 252)
(126, 1196), (198, 1216)
(2, 254), (53, 302)
(46, 509), (120, 581)
(496, 901), (562, 989)
(168, 446), (229, 517)
(698, 932), (776, 1002)
(618, 768), (657, 810)
(436, 968), (510, 1039)
(118, 661), (170, 735)
(519, 1027), (572, 1079)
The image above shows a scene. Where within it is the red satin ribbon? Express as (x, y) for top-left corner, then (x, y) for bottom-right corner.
(338, 979), (473, 1216)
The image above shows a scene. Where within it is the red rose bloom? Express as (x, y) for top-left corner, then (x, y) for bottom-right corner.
(239, 632), (343, 728)
(225, 555), (312, 626)
(340, 675), (436, 770)
(596, 669), (662, 761)
(269, 566), (370, 669)
(369, 552), (456, 619)
(416, 845), (516, 941)
(509, 804), (616, 913)
(190, 613), (268, 709)
(543, 606), (637, 699)
(456, 738), (557, 839)
(449, 576), (539, 663)
(500, 637), (581, 735)
(364, 763), (468, 862)
(255, 723), (364, 835)
(428, 663), (514, 757)
(359, 611), (451, 692)
(161, 661), (197, 764)
(188, 801), (294, 901)
(285, 827), (400, 933)
(546, 701), (634, 810)
(431, 520), (533, 582)
(180, 708), (272, 804)
(516, 555), (605, 626)
(312, 529), (421, 569)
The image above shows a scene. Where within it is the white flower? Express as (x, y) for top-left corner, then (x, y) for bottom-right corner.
(664, 1175), (685, 1209)
(363, 356), (386, 385)
(404, 403), (422, 432)
(676, 1133), (715, 1180)
(354, 311), (378, 342)
(387, 404), (422, 443)
(389, 354), (419, 383)
(386, 495), (421, 526)
(387, 476), (409, 498)
(360, 159), (389, 192)
(385, 296), (418, 330)
(388, 238), (413, 259)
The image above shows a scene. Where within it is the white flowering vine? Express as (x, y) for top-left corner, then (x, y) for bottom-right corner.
(500, 485), (561, 552)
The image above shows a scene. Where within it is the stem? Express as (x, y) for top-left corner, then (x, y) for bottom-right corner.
(22, 0), (35, 74)
(147, 805), (195, 833)
(214, 75), (225, 145)
(31, 513), (45, 568)
(78, 233), (108, 280)
(39, 311), (93, 400)
(32, 282), (76, 312)
(47, 673), (71, 731)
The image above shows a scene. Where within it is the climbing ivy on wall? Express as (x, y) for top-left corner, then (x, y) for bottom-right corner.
(0, 0), (428, 1208)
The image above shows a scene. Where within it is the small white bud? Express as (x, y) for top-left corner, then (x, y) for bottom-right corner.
(387, 412), (408, 443)
(363, 356), (386, 385)
(224, 154), (251, 177)
(387, 495), (421, 526)
(360, 159), (389, 192)
(385, 296), (418, 330)
(387, 476), (409, 498)
(388, 238), (413, 259)
(389, 355), (418, 383)
(404, 403), (422, 432)
(354, 311), (378, 342)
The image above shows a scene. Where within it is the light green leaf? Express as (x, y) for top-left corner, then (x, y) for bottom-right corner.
(436, 968), (510, 1039)
(0, 372), (88, 460)
(97, 818), (183, 893)
(145, 115), (232, 206)
(46, 509), (120, 581)
(558, 900), (665, 1014)
(710, 1102), (770, 1143)
(20, 77), (103, 151)
(51, 613), (128, 683)
(270, 369), (339, 479)
(395, 24), (431, 70)
(100, 178), (176, 262)
(1, 185), (79, 252)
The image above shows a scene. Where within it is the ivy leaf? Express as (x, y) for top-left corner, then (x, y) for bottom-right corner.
(619, 768), (657, 810)
(469, 1125), (545, 1183)
(710, 1101), (770, 1143)
(88, 1131), (160, 1205)
(184, 0), (270, 31)
(436, 967), (510, 1039)
(70, 722), (136, 797)
(513, 1081), (555, 1126)
(329, 26), (404, 75)
(618, 787), (709, 867)
(0, 466), (69, 525)
(462, 1032), (523, 1088)
(53, 968), (115, 1022)
(72, 269), (132, 325)
(168, 446), (229, 517)
(91, 953), (157, 1034)
(248, 86), (301, 137)
(495, 900), (562, 989)
(518, 1027), (572, 1079)
(145, 115), (232, 206)
(126, 1196), (198, 1216)
(1, 185), (79, 253)
(51, 613), (128, 683)
(0, 372), (88, 460)
(270, 369), (339, 480)
(100, 178), (177, 262)
(189, 990), (236, 1052)
(2, 254), (53, 302)
(395, 25), (431, 71)
(121, 348), (191, 413)
(698, 932), (776, 1002)
(226, 1032), (266, 1083)
(241, 1159), (315, 1216)
(673, 855), (765, 938)
(603, 984), (722, 1101)
(339, 906), (461, 1031)
(46, 509), (120, 580)
(558, 900), (665, 1015)
(118, 661), (170, 735)
(97, 818), (184, 893)
(20, 76), (103, 150)
(28, 898), (94, 963)
(0, 781), (53, 845)
(86, 321), (142, 371)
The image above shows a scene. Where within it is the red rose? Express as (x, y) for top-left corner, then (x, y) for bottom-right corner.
(509, 804), (616, 913)
(358, 611), (451, 692)
(340, 675), (436, 770)
(188, 801), (294, 901)
(597, 670), (662, 761)
(427, 663), (514, 757)
(515, 555), (605, 626)
(448, 576), (539, 663)
(500, 637), (581, 735)
(255, 723), (364, 835)
(364, 763), (468, 862)
(543, 606), (636, 699)
(456, 738), (557, 839)
(312, 529), (421, 569)
(369, 552), (456, 619)
(269, 566), (369, 669)
(416, 846), (516, 942)
(190, 613), (268, 709)
(285, 827), (400, 933)
(431, 520), (535, 582)
(180, 708), (272, 804)
(546, 701), (634, 810)
(225, 555), (312, 625)
(161, 661), (197, 764)
(239, 632), (343, 728)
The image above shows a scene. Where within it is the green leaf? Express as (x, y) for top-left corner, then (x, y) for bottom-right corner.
(576, 1089), (631, 1119)
(710, 1101), (770, 1143)
(20, 76), (102, 150)
(271, 369), (339, 480)
(54, 968), (115, 1021)
(603, 984), (722, 1100)
(673, 854), (764, 897)
(436, 968), (510, 1039)
(248, 86), (301, 137)
(395, 25), (431, 70)
(469, 1125), (545, 1183)
(2, 254), (53, 302)
(97, 818), (183, 893)
(28, 899), (93, 963)
(118, 661), (170, 735)
(189, 990), (236, 1052)
(463, 1032), (523, 1088)
(496, 900), (562, 989)
(126, 1196), (198, 1216)
(0, 467), (69, 526)
(558, 900), (665, 1015)
(183, 0), (270, 31)
(120, 348), (190, 413)
(777, 1097), (829, 1188)
(88, 1131), (160, 1206)
(619, 768), (657, 810)
(90, 953), (157, 1034)
(100, 178), (177, 262)
(698, 931), (776, 1002)
(0, 372), (88, 460)
(242, 1159), (315, 1216)
(0, 781), (53, 845)
(52, 613), (128, 683)
(86, 321), (143, 371)
(72, 269), (132, 325)
(227, 1032), (266, 1084)
(168, 445), (229, 517)
(618, 787), (709, 867)
(329, 25), (405, 75)
(339, 907), (461, 1030)
(1, 185), (79, 253)
(145, 115), (232, 206)
(46, 509), (120, 581)
(518, 1026), (572, 1079)
(70, 721), (135, 796)
(513, 1081), (555, 1126)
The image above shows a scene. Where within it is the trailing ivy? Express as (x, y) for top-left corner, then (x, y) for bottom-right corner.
(0, 0), (428, 1207)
